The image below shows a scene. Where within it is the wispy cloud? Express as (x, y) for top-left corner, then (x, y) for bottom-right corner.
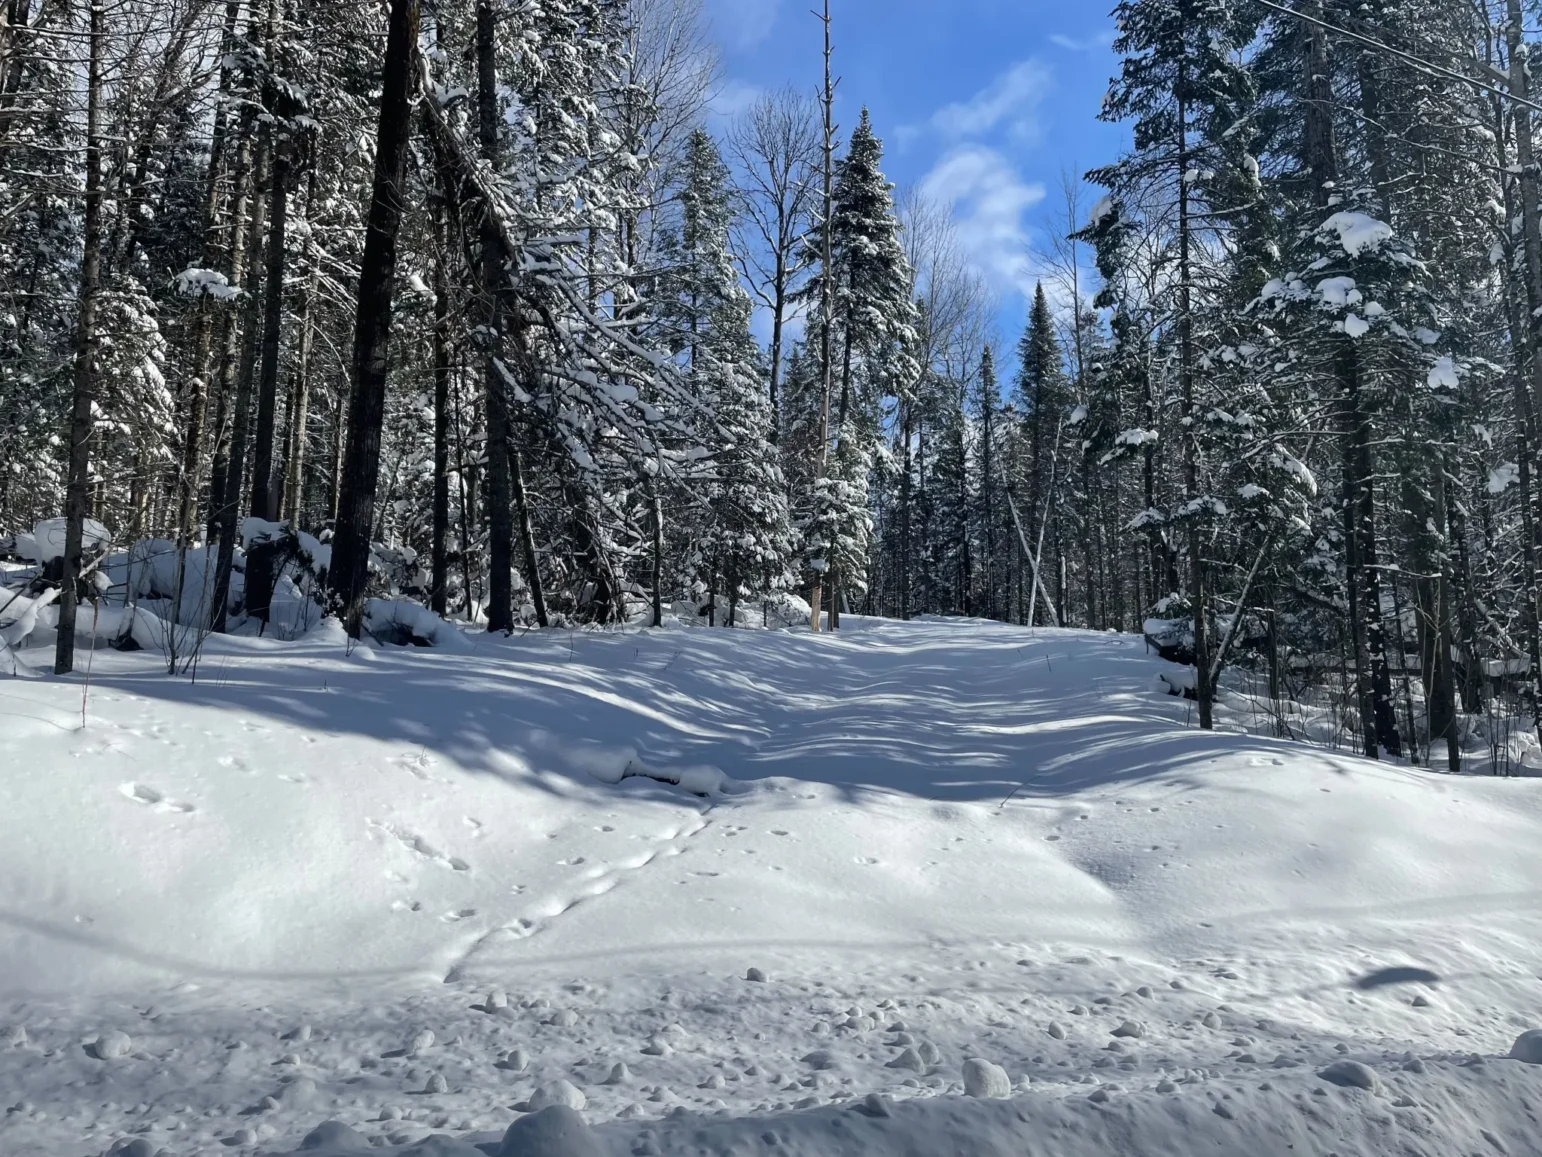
(920, 145), (1047, 301)
(708, 78), (764, 122)
(1049, 30), (1116, 53)
(917, 59), (1052, 146)
(706, 0), (781, 52)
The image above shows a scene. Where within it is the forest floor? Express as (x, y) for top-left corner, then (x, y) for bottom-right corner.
(1, 614), (1540, 1156)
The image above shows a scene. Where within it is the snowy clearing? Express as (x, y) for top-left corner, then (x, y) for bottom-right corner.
(2, 617), (1540, 1156)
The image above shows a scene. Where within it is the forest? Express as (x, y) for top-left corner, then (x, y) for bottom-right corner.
(1, 0), (1538, 773)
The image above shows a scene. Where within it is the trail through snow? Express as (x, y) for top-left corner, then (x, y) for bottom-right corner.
(1, 617), (1539, 1156)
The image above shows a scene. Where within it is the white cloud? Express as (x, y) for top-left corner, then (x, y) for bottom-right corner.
(925, 60), (1051, 145)
(1049, 30), (1116, 53)
(707, 78), (764, 122)
(706, 0), (780, 51)
(920, 145), (1047, 301)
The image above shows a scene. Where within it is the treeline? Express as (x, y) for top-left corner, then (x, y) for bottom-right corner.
(5, 0), (1542, 771)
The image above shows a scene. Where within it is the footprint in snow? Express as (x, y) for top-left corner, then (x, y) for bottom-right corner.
(441, 909), (479, 922)
(118, 782), (195, 813)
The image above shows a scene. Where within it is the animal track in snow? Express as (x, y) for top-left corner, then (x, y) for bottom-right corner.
(449, 812), (713, 974)
(365, 820), (471, 872)
(118, 782), (195, 814)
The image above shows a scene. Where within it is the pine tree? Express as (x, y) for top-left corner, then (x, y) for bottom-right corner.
(797, 108), (914, 622)
(1015, 284), (1069, 625)
(1090, 0), (1255, 726)
(661, 130), (793, 623)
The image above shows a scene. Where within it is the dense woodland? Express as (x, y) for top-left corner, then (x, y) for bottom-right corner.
(4, 0), (1542, 771)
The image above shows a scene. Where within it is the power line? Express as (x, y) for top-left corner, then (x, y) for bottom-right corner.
(1248, 0), (1542, 116)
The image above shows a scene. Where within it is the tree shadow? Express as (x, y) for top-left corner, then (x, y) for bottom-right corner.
(74, 617), (1378, 806)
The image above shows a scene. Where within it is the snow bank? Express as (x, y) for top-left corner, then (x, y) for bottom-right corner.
(364, 598), (474, 651)
(269, 1062), (1542, 1157)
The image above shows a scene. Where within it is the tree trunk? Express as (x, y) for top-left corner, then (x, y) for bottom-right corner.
(900, 400), (912, 620)
(476, 0), (515, 633)
(1175, 81), (1213, 729)
(211, 125), (272, 631)
(1428, 455), (1459, 771)
(251, 131), (289, 523)
(650, 480), (663, 627)
(54, 0), (105, 676)
(283, 174), (319, 526)
(326, 0), (420, 635)
(810, 0), (834, 632)
(429, 140), (454, 616)
(1339, 348), (1378, 758)
(207, 118), (258, 544)
(174, 0), (242, 547)
(510, 436), (547, 626)
(1506, 0), (1542, 740)
(244, 123), (291, 626)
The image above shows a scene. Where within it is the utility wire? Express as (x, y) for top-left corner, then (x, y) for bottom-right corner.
(1248, 0), (1542, 116)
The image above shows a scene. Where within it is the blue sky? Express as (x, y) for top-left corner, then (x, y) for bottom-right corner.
(704, 0), (1126, 341)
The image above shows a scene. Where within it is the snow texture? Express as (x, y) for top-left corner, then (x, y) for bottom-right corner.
(1321, 211), (1394, 256)
(0, 618), (1539, 1157)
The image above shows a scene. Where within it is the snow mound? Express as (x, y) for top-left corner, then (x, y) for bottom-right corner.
(1511, 1030), (1542, 1064)
(495, 1106), (603, 1157)
(364, 598), (473, 651)
(26, 517), (111, 563)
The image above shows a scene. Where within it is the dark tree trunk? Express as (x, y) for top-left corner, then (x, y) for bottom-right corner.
(252, 133), (290, 523)
(326, 0), (421, 635)
(429, 136), (455, 616)
(476, 0), (515, 633)
(900, 401), (912, 620)
(509, 434), (547, 626)
(244, 128), (291, 625)
(650, 481), (663, 628)
(54, 0), (104, 676)
(1505, 0), (1542, 740)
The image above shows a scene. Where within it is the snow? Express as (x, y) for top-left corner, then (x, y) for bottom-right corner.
(1316, 276), (1361, 309)
(25, 516), (111, 563)
(1321, 211), (1394, 257)
(0, 618), (1539, 1157)
(1489, 462), (1521, 495)
(1428, 355), (1460, 390)
(173, 267), (241, 301)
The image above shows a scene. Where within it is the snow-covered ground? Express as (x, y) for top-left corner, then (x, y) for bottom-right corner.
(2, 616), (1540, 1156)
